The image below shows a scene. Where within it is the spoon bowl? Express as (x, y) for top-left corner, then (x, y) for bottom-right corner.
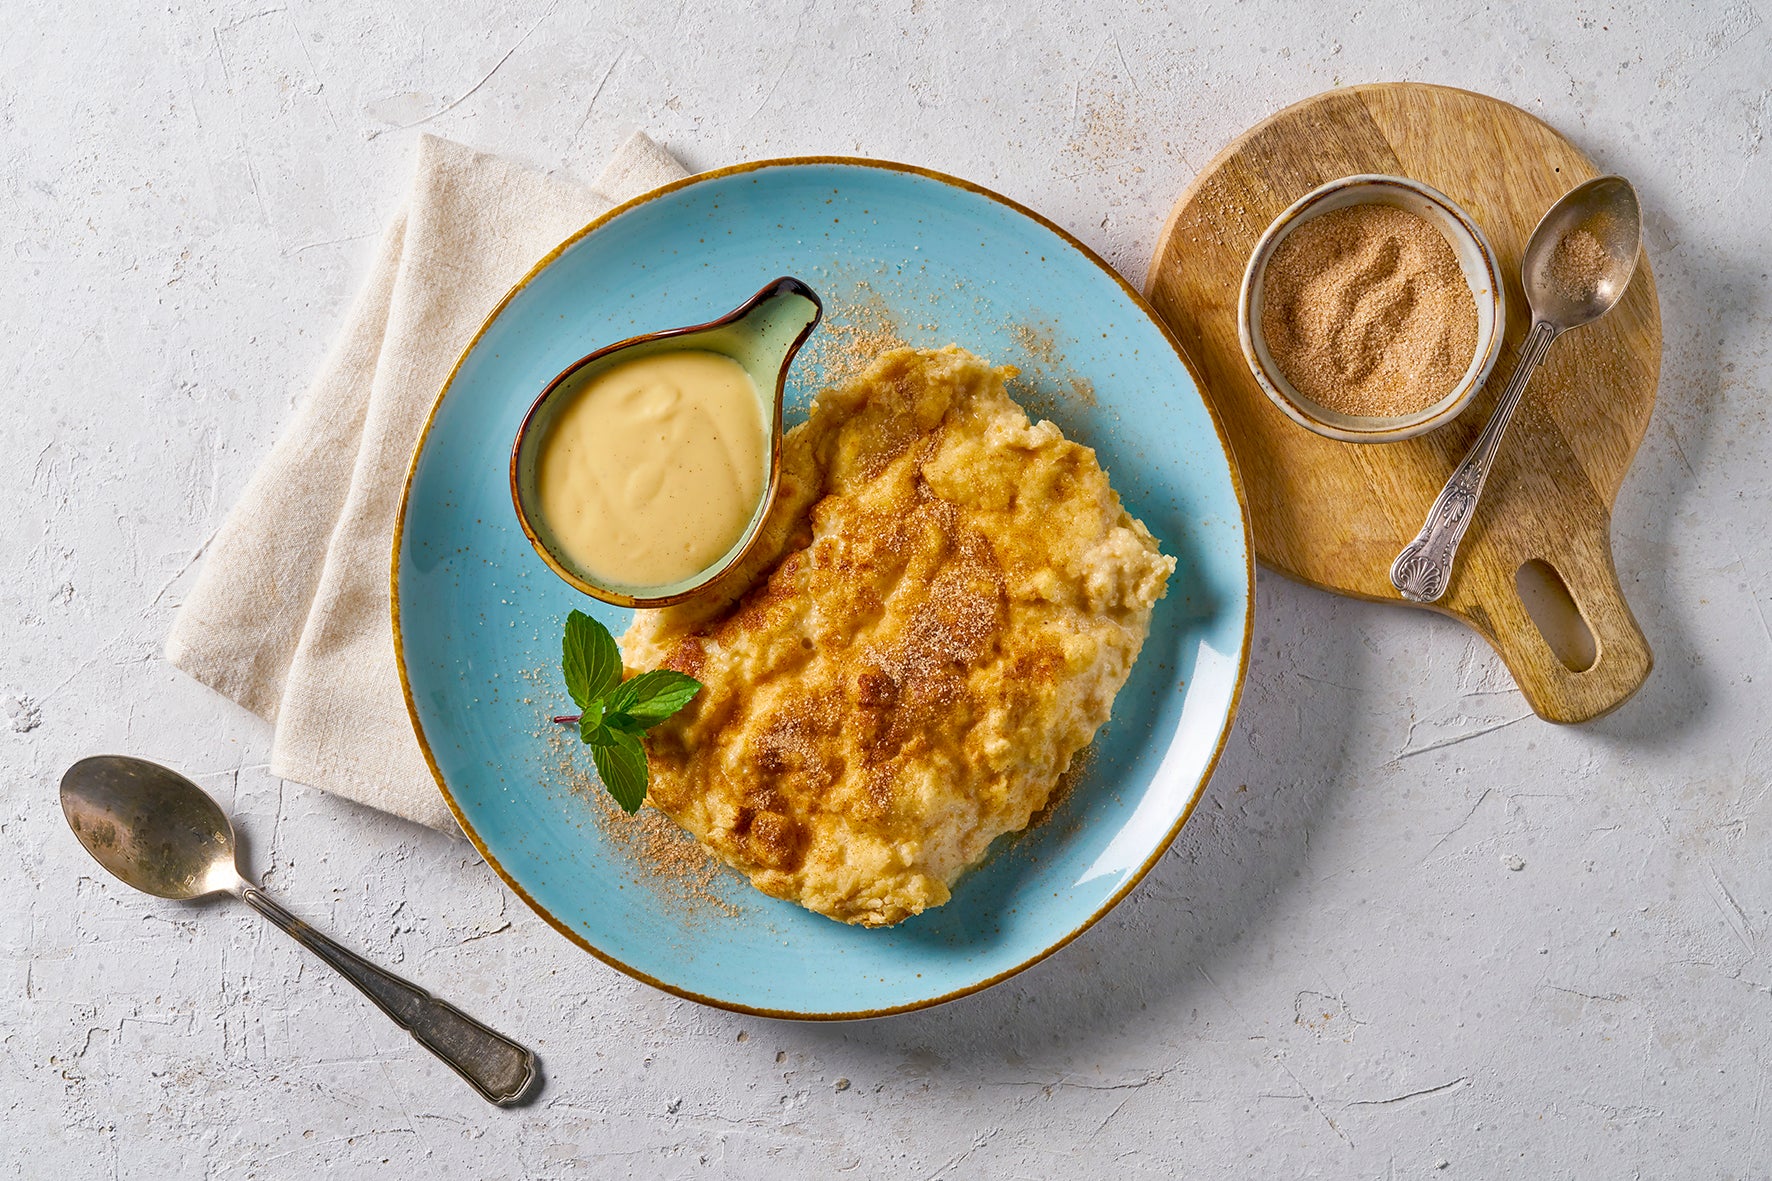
(61, 755), (241, 900)
(1521, 175), (1642, 330)
(511, 276), (821, 607)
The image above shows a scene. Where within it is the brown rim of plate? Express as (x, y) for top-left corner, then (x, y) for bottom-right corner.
(390, 155), (1255, 1021)
(509, 275), (821, 608)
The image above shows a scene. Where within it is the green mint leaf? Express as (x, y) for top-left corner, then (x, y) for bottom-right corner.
(603, 669), (702, 726)
(562, 609), (622, 709)
(602, 711), (649, 736)
(575, 699), (605, 744)
(590, 729), (648, 813)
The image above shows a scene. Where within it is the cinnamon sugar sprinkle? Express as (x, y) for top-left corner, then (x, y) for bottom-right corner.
(1546, 227), (1608, 302)
(1261, 202), (1478, 418)
(797, 272), (1099, 421)
(1008, 320), (1098, 413)
(1026, 742), (1095, 832)
(533, 686), (739, 920)
(797, 280), (907, 387)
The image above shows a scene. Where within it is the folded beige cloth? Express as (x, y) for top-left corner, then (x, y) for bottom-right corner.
(166, 133), (690, 832)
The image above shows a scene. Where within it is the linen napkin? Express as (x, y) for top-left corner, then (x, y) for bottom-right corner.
(165, 132), (690, 832)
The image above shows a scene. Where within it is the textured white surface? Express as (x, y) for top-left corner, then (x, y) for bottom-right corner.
(4, 1), (1769, 1176)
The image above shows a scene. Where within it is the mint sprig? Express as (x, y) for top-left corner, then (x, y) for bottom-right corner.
(559, 610), (702, 814)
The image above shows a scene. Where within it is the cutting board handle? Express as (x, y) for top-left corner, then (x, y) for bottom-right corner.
(1476, 522), (1652, 723)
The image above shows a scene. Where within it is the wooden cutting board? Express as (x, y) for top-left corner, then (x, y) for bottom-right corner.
(1146, 83), (1660, 723)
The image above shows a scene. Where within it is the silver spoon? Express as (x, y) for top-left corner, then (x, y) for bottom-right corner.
(60, 755), (538, 1105)
(1389, 175), (1642, 603)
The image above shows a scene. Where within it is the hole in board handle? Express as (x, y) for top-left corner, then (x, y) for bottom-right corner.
(1516, 559), (1597, 673)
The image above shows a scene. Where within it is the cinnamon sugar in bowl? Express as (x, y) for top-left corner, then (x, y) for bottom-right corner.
(1239, 175), (1505, 443)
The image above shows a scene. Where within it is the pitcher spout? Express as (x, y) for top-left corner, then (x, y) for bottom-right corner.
(732, 276), (823, 377)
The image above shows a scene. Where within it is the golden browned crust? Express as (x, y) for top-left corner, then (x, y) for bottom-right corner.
(622, 346), (1174, 926)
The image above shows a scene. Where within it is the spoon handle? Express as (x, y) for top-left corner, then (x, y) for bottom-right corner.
(1390, 320), (1560, 603)
(241, 886), (537, 1105)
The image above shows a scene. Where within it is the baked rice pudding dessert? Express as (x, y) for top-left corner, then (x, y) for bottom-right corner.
(621, 345), (1174, 926)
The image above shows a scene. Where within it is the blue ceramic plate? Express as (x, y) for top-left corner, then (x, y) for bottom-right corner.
(394, 159), (1251, 1018)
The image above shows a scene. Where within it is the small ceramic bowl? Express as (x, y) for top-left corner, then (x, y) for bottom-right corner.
(1238, 174), (1505, 443)
(511, 276), (821, 607)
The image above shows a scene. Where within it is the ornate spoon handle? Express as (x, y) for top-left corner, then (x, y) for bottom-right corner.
(241, 885), (537, 1105)
(1390, 320), (1560, 603)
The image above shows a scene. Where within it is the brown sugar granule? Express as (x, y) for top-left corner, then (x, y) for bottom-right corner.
(1545, 227), (1608, 303)
(1260, 203), (1479, 418)
(1009, 320), (1061, 367)
(543, 725), (740, 920)
(799, 280), (906, 387)
(1005, 320), (1099, 422)
(1026, 742), (1094, 832)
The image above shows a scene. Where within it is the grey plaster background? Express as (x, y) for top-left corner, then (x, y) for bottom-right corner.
(4, 0), (1770, 1176)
